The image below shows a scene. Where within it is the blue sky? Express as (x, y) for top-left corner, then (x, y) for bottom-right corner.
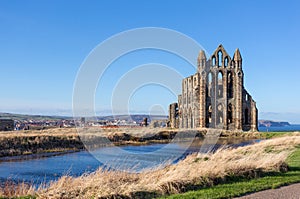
(0, 0), (300, 123)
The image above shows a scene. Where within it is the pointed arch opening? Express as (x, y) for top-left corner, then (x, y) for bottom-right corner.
(207, 72), (212, 97)
(218, 51), (223, 67)
(217, 103), (223, 124)
(207, 104), (212, 125)
(217, 72), (223, 98)
(227, 72), (233, 98)
(245, 108), (249, 125)
(189, 109), (193, 128)
(208, 72), (212, 84)
(228, 104), (233, 124)
(212, 56), (216, 66)
(224, 57), (228, 67)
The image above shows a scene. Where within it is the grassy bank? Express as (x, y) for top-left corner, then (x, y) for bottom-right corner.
(0, 131), (84, 158)
(165, 145), (300, 199)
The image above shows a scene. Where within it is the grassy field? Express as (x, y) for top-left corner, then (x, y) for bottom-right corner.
(259, 132), (290, 139)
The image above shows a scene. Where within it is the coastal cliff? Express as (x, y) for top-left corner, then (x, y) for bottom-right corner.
(259, 120), (290, 127)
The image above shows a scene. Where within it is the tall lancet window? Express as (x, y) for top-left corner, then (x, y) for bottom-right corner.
(217, 72), (223, 98)
(218, 51), (223, 67)
(227, 72), (233, 98)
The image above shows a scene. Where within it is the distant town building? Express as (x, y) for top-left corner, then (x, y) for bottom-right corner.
(151, 119), (168, 128)
(168, 45), (258, 131)
(141, 118), (148, 127)
(0, 118), (14, 131)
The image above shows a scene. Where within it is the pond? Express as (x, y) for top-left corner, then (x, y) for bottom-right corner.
(0, 137), (260, 186)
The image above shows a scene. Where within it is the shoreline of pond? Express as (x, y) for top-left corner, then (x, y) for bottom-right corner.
(0, 127), (287, 160)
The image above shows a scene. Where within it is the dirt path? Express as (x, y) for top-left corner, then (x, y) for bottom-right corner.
(235, 183), (300, 199)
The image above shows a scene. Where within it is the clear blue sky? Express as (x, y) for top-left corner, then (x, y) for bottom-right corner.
(0, 0), (300, 123)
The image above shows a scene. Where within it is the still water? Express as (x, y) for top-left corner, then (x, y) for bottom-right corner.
(0, 138), (259, 186)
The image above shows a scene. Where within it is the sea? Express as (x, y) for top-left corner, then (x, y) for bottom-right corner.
(258, 124), (300, 132)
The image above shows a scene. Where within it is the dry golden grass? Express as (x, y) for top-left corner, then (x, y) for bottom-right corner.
(0, 126), (264, 139)
(33, 133), (300, 199)
(0, 127), (78, 138)
(0, 181), (36, 198)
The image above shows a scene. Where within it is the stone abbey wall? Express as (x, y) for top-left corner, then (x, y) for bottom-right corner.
(168, 45), (258, 131)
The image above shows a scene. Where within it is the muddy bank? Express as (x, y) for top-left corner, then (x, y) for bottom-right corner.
(0, 135), (84, 158)
(0, 130), (179, 157)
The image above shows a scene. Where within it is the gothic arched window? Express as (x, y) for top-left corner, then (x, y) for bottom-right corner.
(218, 51), (223, 67)
(227, 72), (233, 98)
(245, 108), (249, 125)
(218, 72), (223, 98)
(207, 72), (212, 97)
(212, 56), (216, 66)
(224, 57), (228, 67)
(228, 104), (233, 124)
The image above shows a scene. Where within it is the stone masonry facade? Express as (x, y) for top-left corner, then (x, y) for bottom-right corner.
(168, 45), (258, 131)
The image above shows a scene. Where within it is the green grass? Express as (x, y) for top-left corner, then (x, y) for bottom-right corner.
(163, 146), (300, 199)
(287, 146), (300, 173)
(260, 132), (290, 139)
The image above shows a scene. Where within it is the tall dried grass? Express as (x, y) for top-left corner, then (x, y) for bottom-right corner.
(32, 133), (300, 198)
(0, 180), (36, 198)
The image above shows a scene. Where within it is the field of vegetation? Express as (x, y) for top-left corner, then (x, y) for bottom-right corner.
(0, 131), (299, 198)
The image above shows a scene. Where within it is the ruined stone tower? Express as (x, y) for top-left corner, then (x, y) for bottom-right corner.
(168, 45), (258, 131)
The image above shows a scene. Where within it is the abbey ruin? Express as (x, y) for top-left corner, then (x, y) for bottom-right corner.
(168, 45), (258, 131)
